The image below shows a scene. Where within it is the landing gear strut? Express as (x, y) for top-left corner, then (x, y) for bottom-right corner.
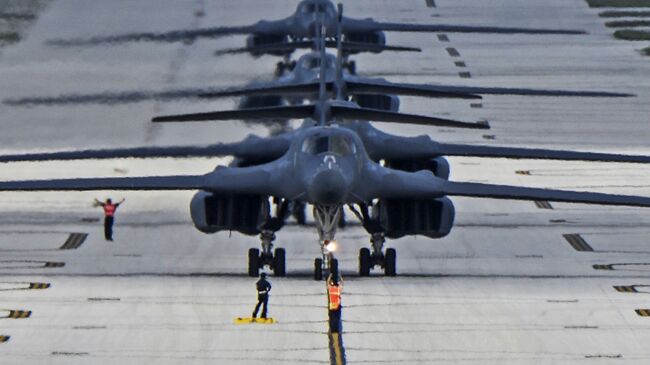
(313, 205), (342, 280)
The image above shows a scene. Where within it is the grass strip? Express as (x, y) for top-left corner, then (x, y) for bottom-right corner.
(0, 32), (20, 43)
(614, 29), (650, 40)
(587, 0), (650, 7)
(606, 19), (650, 26)
(600, 10), (650, 16)
(642, 46), (650, 55)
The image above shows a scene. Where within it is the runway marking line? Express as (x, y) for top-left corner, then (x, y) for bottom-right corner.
(29, 282), (50, 289)
(0, 335), (9, 343)
(1, 310), (32, 319)
(446, 47), (460, 57)
(635, 309), (650, 317)
(328, 331), (346, 365)
(60, 233), (88, 250)
(614, 285), (638, 293)
(44, 261), (65, 268)
(563, 234), (594, 252)
(534, 200), (554, 209)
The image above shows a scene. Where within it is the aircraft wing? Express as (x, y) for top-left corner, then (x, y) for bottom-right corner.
(0, 168), (281, 196)
(45, 20), (288, 46)
(0, 175), (208, 191)
(435, 144), (650, 163)
(344, 20), (586, 35)
(0, 144), (245, 163)
(373, 170), (650, 207)
(441, 181), (650, 207)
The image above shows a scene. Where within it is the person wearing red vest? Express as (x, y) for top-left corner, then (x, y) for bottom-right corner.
(327, 273), (343, 333)
(94, 197), (125, 241)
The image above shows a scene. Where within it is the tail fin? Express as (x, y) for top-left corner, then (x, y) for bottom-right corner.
(335, 3), (344, 101)
(317, 16), (328, 125)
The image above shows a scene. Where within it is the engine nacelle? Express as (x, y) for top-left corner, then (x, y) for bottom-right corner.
(378, 197), (455, 239)
(246, 34), (290, 56)
(190, 191), (269, 236)
(343, 31), (386, 51)
(354, 94), (399, 112)
(384, 157), (450, 180)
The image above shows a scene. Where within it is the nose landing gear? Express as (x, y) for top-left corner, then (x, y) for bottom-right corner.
(313, 205), (342, 280)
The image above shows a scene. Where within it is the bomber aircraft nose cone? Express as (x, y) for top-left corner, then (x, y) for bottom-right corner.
(308, 169), (347, 204)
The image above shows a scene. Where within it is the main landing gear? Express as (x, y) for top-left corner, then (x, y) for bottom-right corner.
(248, 199), (290, 277)
(248, 231), (286, 277)
(358, 232), (396, 277)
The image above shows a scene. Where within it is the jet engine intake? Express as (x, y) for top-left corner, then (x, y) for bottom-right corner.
(354, 94), (399, 112)
(190, 191), (269, 235)
(246, 34), (290, 56)
(385, 157), (450, 180)
(343, 31), (386, 50)
(378, 197), (455, 239)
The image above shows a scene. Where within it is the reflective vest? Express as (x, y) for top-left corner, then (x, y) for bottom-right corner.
(103, 203), (117, 217)
(328, 283), (341, 310)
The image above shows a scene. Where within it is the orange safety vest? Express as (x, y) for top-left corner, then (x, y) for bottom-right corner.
(103, 203), (117, 217)
(328, 283), (342, 310)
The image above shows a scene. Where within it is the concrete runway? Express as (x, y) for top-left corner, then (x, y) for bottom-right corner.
(1, 0), (650, 363)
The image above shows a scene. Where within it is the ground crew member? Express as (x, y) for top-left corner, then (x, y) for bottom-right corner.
(252, 272), (272, 319)
(327, 273), (343, 333)
(94, 197), (124, 241)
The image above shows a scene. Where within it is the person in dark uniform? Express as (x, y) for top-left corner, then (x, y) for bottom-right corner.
(252, 273), (272, 319)
(327, 273), (343, 333)
(94, 197), (125, 241)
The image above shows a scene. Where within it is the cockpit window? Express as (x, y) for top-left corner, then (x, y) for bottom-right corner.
(301, 135), (356, 156)
(306, 57), (320, 69)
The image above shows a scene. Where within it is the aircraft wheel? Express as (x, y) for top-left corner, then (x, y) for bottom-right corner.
(347, 61), (356, 75)
(314, 258), (323, 281)
(384, 248), (396, 277)
(248, 248), (260, 277)
(273, 248), (286, 277)
(330, 258), (339, 277)
(275, 62), (286, 77)
(359, 248), (371, 277)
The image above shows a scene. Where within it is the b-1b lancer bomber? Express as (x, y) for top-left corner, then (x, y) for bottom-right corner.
(1, 4), (650, 281)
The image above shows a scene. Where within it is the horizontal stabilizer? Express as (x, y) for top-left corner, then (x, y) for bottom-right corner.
(0, 175), (207, 191)
(0, 144), (241, 163)
(346, 81), (481, 100)
(365, 22), (587, 35)
(215, 40), (420, 56)
(442, 181), (650, 207)
(199, 83), (320, 99)
(46, 26), (258, 46)
(437, 144), (650, 163)
(152, 105), (315, 122)
(357, 81), (635, 97)
(330, 106), (489, 129)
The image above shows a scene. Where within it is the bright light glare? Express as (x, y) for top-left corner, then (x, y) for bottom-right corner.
(325, 240), (337, 252)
